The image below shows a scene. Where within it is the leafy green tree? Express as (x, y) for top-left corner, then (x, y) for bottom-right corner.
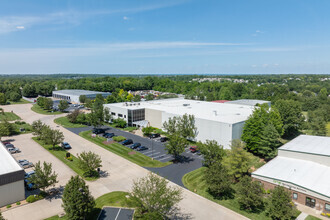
(62, 176), (95, 220)
(77, 151), (102, 177)
(85, 98), (93, 108)
(164, 134), (187, 160)
(309, 115), (327, 136)
(0, 120), (15, 140)
(199, 140), (225, 167)
(142, 126), (154, 136)
(162, 116), (179, 135)
(145, 93), (154, 101)
(43, 128), (64, 149)
(266, 186), (296, 220)
(43, 98), (53, 110)
(106, 94), (117, 103)
(222, 140), (254, 181)
(275, 100), (304, 138)
(22, 84), (36, 97)
(103, 107), (111, 122)
(32, 120), (46, 139)
(0, 93), (7, 105)
(112, 118), (127, 128)
(178, 114), (198, 140)
(67, 109), (80, 123)
(236, 176), (264, 212)
(205, 162), (232, 199)
(9, 92), (21, 102)
(318, 88), (328, 101)
(258, 123), (282, 159)
(133, 95), (141, 102)
(130, 172), (182, 218)
(58, 100), (69, 112)
(29, 161), (58, 192)
(79, 95), (87, 104)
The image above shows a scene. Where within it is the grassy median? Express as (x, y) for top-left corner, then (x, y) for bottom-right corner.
(8, 98), (31, 105)
(31, 104), (63, 115)
(80, 130), (171, 168)
(32, 137), (98, 181)
(0, 112), (21, 121)
(54, 116), (87, 128)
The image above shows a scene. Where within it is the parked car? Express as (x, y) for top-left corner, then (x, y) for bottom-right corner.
(136, 146), (148, 151)
(61, 142), (72, 149)
(26, 182), (35, 191)
(4, 143), (15, 149)
(19, 159), (34, 168)
(104, 133), (115, 138)
(8, 147), (20, 154)
(149, 133), (160, 139)
(24, 170), (35, 187)
(129, 143), (141, 149)
(119, 139), (133, 145)
(189, 146), (199, 153)
(160, 137), (168, 142)
(2, 141), (11, 145)
(93, 128), (104, 134)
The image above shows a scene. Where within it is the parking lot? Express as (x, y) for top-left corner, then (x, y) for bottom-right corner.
(98, 207), (134, 220)
(67, 126), (203, 164)
(52, 100), (85, 112)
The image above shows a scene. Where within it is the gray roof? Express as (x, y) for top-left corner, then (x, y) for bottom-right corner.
(225, 99), (271, 106)
(53, 90), (111, 96)
(0, 143), (23, 176)
(279, 135), (330, 156)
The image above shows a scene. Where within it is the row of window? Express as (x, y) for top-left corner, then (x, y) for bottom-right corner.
(292, 193), (330, 211)
(111, 112), (126, 118)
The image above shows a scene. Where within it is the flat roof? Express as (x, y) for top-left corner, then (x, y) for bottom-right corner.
(225, 99), (270, 106)
(252, 156), (330, 199)
(0, 143), (23, 176)
(279, 135), (330, 156)
(105, 98), (256, 124)
(53, 90), (111, 96)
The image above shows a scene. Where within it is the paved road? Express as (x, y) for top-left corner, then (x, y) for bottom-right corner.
(1, 103), (247, 220)
(98, 207), (134, 220)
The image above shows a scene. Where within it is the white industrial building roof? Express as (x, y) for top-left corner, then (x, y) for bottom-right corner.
(0, 143), (23, 176)
(279, 135), (330, 156)
(225, 99), (271, 106)
(53, 90), (111, 96)
(105, 98), (256, 124)
(253, 156), (330, 199)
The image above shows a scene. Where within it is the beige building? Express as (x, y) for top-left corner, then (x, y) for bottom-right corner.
(0, 142), (25, 207)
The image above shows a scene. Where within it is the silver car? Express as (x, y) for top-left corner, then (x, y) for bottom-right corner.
(8, 147), (21, 154)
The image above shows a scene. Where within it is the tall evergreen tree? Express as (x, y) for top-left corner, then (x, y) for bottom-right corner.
(258, 123), (282, 159)
(205, 162), (232, 199)
(199, 140), (225, 167)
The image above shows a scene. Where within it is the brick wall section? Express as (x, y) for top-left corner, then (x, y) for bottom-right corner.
(253, 178), (330, 214)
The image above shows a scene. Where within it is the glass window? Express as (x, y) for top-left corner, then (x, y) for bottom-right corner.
(118, 114), (123, 117)
(293, 193), (298, 200)
(124, 115), (126, 118)
(325, 203), (330, 211)
(111, 112), (116, 116)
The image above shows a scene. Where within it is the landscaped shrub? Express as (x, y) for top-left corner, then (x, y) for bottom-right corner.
(124, 127), (137, 132)
(16, 201), (21, 205)
(66, 156), (73, 161)
(26, 194), (43, 203)
(142, 126), (156, 136)
(6, 205), (11, 208)
(113, 136), (126, 142)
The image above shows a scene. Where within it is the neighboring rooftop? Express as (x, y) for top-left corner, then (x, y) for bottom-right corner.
(279, 135), (330, 156)
(0, 143), (23, 176)
(253, 156), (330, 200)
(105, 98), (256, 124)
(225, 99), (271, 106)
(53, 90), (111, 96)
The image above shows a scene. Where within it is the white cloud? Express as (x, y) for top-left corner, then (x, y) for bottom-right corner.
(123, 16), (129, 20)
(16, 26), (25, 29)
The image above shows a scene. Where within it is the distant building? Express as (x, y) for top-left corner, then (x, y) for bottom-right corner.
(0, 142), (25, 207)
(252, 135), (330, 214)
(104, 98), (261, 148)
(225, 99), (271, 107)
(52, 90), (111, 103)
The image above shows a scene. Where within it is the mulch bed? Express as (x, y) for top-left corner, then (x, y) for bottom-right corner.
(128, 151), (136, 155)
(102, 140), (115, 145)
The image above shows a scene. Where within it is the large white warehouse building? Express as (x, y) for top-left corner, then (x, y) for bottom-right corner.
(52, 90), (111, 104)
(104, 99), (259, 148)
(0, 143), (25, 207)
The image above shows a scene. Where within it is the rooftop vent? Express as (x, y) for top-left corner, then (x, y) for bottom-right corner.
(213, 110), (217, 116)
(183, 103), (190, 107)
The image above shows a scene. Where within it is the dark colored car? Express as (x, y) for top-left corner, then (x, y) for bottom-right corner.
(160, 137), (168, 142)
(5, 143), (15, 149)
(189, 146), (199, 153)
(24, 170), (35, 186)
(129, 143), (141, 149)
(149, 133), (160, 139)
(104, 133), (115, 138)
(136, 146), (148, 151)
(119, 139), (133, 145)
(61, 142), (72, 149)
(92, 128), (104, 134)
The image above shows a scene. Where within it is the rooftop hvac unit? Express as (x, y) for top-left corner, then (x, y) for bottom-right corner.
(130, 104), (132, 106)
(138, 103), (140, 105)
(183, 103), (190, 106)
(213, 110), (217, 116)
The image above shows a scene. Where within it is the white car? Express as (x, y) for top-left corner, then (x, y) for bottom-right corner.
(8, 147), (21, 154)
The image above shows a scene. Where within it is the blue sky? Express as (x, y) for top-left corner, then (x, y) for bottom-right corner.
(1, 0), (330, 74)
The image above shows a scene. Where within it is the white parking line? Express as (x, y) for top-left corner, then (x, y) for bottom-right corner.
(158, 155), (173, 161)
(142, 150), (153, 154)
(114, 208), (121, 220)
(144, 151), (161, 156)
(153, 154), (167, 159)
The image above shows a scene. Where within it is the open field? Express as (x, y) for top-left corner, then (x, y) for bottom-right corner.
(79, 130), (171, 168)
(31, 104), (63, 115)
(54, 116), (87, 128)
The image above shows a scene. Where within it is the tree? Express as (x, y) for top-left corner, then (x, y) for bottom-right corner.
(177, 114), (198, 140)
(0, 93), (7, 105)
(0, 211), (5, 220)
(112, 118), (127, 128)
(43, 129), (64, 149)
(67, 109), (81, 123)
(318, 88), (328, 101)
(29, 161), (58, 192)
(126, 93), (134, 101)
(145, 93), (154, 101)
(236, 176), (264, 212)
(205, 162), (232, 199)
(266, 186), (296, 220)
(106, 94), (117, 103)
(222, 140), (254, 181)
(103, 107), (111, 122)
(0, 120), (15, 140)
(32, 120), (46, 139)
(58, 100), (69, 112)
(9, 92), (21, 102)
(77, 151), (102, 177)
(130, 172), (182, 218)
(164, 134), (187, 160)
(275, 100), (304, 138)
(43, 98), (53, 110)
(309, 115), (327, 136)
(62, 176), (95, 220)
(258, 123), (282, 159)
(199, 140), (225, 167)
(79, 95), (87, 104)
(142, 126), (154, 136)
(133, 95), (141, 102)
(162, 116), (179, 135)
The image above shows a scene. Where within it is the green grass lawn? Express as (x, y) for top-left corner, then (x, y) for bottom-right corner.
(12, 122), (32, 134)
(44, 191), (137, 220)
(32, 137), (97, 181)
(8, 98), (31, 105)
(306, 215), (322, 220)
(0, 112), (21, 121)
(80, 130), (171, 168)
(31, 104), (63, 115)
(182, 167), (300, 220)
(54, 116), (87, 128)
(327, 122), (330, 136)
